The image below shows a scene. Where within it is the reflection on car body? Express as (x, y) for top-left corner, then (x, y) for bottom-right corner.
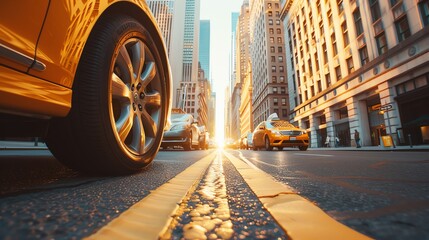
(161, 108), (200, 150)
(0, 0), (172, 175)
(253, 113), (309, 151)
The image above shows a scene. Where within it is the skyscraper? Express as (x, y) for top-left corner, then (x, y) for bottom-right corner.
(148, 0), (201, 120)
(249, 0), (289, 129)
(199, 20), (211, 84)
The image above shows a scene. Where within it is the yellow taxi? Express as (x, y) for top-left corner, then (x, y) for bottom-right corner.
(252, 113), (309, 151)
(0, 0), (172, 175)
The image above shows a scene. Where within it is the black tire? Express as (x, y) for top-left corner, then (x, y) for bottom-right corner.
(46, 15), (168, 175)
(265, 136), (272, 151)
(299, 146), (308, 151)
(183, 132), (192, 151)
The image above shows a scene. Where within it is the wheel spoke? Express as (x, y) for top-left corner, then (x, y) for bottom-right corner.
(141, 109), (157, 138)
(130, 114), (145, 154)
(141, 62), (156, 89)
(131, 40), (145, 83)
(116, 110), (134, 142)
(144, 91), (161, 107)
(116, 45), (134, 84)
(111, 73), (131, 102)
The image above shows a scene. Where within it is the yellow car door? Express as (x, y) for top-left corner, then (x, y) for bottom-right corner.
(0, 1), (49, 72)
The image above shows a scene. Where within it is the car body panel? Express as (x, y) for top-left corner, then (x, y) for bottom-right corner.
(0, 1), (49, 72)
(0, 0), (172, 120)
(0, 66), (71, 117)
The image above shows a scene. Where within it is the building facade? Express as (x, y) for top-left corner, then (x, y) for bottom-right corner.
(148, 0), (201, 119)
(237, 1), (254, 138)
(249, 0), (290, 129)
(281, 0), (429, 147)
(226, 12), (241, 140)
(199, 20), (211, 82)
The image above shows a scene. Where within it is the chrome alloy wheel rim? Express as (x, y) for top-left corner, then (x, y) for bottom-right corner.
(110, 38), (162, 156)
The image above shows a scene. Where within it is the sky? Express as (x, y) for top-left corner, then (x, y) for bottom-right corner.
(200, 0), (243, 143)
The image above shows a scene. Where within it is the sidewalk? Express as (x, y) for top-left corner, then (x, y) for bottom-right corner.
(309, 144), (429, 151)
(0, 140), (48, 150)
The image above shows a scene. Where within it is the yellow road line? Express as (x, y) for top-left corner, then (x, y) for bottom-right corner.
(85, 151), (217, 240)
(223, 150), (373, 240)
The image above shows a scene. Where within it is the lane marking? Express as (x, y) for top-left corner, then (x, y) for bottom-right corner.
(85, 151), (217, 240)
(223, 150), (372, 240)
(294, 153), (334, 157)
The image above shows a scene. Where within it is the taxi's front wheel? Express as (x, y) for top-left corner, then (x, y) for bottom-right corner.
(46, 15), (168, 175)
(265, 136), (273, 151)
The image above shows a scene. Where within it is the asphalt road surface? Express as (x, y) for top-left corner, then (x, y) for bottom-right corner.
(1, 148), (428, 239)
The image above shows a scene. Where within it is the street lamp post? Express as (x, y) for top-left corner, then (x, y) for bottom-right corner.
(380, 103), (396, 148)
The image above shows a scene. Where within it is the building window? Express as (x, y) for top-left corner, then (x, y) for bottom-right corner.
(390, 0), (400, 7)
(271, 56), (276, 62)
(268, 11), (273, 17)
(270, 37), (274, 43)
(319, 114), (327, 124)
(325, 73), (331, 87)
(272, 76), (277, 83)
(276, 20), (280, 25)
(277, 37), (282, 43)
(337, 0), (344, 14)
(369, 0), (382, 22)
(419, 0), (429, 26)
(278, 56), (283, 62)
(331, 33), (338, 56)
(277, 28), (281, 34)
(395, 15), (411, 42)
(338, 107), (348, 119)
(346, 57), (354, 74)
(274, 98), (278, 106)
(328, 9), (333, 26)
(273, 87), (278, 94)
(335, 66), (342, 81)
(279, 66), (284, 72)
(272, 66), (276, 72)
(278, 47), (283, 53)
(353, 8), (364, 36)
(280, 76), (285, 83)
(270, 46), (275, 53)
(282, 109), (288, 117)
(342, 21), (349, 46)
(269, 19), (273, 25)
(359, 46), (369, 66)
(375, 32), (388, 55)
(282, 98), (287, 106)
(281, 87), (286, 94)
(322, 43), (328, 64)
(269, 28), (274, 34)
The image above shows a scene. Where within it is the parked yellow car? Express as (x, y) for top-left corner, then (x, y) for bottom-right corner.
(252, 114), (309, 151)
(0, 0), (172, 174)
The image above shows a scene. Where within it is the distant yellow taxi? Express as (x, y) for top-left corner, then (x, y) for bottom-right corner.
(252, 114), (309, 151)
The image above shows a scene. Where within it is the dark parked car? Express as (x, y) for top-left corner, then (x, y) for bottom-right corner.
(161, 109), (200, 150)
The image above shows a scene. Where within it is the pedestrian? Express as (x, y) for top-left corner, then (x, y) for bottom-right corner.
(335, 135), (340, 147)
(354, 129), (361, 148)
(325, 135), (330, 148)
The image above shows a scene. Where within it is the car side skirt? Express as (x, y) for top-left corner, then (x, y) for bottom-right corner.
(0, 66), (71, 118)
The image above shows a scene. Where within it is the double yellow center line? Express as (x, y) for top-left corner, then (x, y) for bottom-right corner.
(87, 150), (372, 240)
